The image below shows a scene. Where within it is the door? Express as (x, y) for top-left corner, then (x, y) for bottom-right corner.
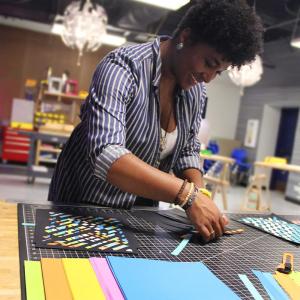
(270, 108), (299, 191)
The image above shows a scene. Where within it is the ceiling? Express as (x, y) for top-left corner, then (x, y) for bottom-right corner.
(0, 0), (300, 44)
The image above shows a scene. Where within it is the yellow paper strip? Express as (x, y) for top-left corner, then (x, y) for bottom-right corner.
(24, 260), (45, 300)
(41, 258), (72, 300)
(273, 272), (300, 300)
(62, 258), (106, 300)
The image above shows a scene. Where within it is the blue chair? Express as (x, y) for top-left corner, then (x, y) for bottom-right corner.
(230, 148), (252, 186)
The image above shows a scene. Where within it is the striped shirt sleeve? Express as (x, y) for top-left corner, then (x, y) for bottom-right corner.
(86, 53), (136, 181)
(173, 86), (206, 176)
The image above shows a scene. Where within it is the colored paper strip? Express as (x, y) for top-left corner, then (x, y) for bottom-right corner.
(22, 223), (35, 226)
(253, 270), (290, 300)
(24, 260), (45, 300)
(62, 258), (105, 300)
(41, 258), (72, 300)
(273, 271), (300, 300)
(238, 274), (264, 300)
(262, 272), (289, 300)
(171, 234), (192, 256)
(90, 257), (124, 300)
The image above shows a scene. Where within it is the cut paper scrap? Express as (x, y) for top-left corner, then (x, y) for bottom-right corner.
(238, 274), (264, 300)
(24, 260), (45, 300)
(35, 209), (138, 253)
(171, 234), (192, 256)
(107, 256), (241, 300)
(273, 271), (300, 300)
(62, 258), (105, 300)
(289, 272), (300, 287)
(41, 258), (72, 300)
(89, 257), (124, 300)
(253, 270), (290, 300)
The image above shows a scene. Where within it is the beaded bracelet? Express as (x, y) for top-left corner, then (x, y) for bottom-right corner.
(180, 182), (194, 208)
(182, 185), (199, 211)
(174, 179), (188, 205)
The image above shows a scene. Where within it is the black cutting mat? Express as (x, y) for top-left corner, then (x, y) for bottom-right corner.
(18, 203), (300, 300)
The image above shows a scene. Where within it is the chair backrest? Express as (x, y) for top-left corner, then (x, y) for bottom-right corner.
(231, 148), (248, 163)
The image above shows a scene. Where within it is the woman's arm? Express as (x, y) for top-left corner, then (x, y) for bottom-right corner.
(107, 154), (226, 242)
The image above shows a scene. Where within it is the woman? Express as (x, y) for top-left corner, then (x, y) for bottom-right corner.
(49, 0), (263, 242)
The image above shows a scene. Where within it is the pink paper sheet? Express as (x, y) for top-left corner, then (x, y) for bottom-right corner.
(90, 257), (124, 300)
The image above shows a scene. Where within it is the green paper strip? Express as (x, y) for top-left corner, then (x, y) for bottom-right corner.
(24, 260), (45, 300)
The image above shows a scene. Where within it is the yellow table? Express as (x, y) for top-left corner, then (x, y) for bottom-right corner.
(200, 154), (235, 210)
(0, 201), (20, 300)
(253, 161), (300, 210)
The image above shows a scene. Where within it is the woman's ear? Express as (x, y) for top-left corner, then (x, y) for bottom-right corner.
(178, 28), (192, 45)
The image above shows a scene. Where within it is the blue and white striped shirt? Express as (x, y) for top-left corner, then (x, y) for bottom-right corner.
(48, 37), (206, 209)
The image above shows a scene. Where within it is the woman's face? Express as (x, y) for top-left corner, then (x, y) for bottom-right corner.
(172, 39), (231, 90)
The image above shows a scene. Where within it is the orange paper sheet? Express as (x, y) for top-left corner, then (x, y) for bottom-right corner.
(41, 258), (72, 300)
(62, 258), (106, 300)
(273, 272), (300, 300)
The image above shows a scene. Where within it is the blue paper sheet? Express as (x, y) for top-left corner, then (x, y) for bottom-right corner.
(107, 256), (240, 300)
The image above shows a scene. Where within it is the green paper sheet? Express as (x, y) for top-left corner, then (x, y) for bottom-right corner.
(24, 260), (45, 300)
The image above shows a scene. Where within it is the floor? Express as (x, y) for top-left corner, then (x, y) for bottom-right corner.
(1, 173), (300, 215)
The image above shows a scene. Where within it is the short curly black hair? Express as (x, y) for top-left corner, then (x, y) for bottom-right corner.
(173, 0), (264, 67)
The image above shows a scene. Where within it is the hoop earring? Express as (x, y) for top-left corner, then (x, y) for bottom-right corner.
(176, 42), (184, 50)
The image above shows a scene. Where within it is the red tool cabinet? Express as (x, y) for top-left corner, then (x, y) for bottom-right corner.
(1, 127), (31, 163)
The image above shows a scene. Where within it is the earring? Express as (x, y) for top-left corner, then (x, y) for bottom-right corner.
(176, 42), (184, 50)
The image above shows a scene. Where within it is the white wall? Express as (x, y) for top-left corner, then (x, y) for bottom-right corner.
(256, 104), (280, 161)
(205, 72), (241, 139)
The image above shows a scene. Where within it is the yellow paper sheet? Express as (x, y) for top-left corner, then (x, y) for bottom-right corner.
(273, 272), (300, 300)
(289, 272), (300, 287)
(62, 258), (106, 300)
(41, 258), (72, 300)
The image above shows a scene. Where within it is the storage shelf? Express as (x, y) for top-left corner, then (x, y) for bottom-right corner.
(44, 91), (85, 101)
(40, 147), (62, 153)
(38, 158), (57, 164)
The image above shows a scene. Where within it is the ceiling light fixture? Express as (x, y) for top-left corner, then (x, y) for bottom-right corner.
(132, 0), (189, 10)
(54, 0), (110, 66)
(228, 55), (263, 95)
(290, 7), (300, 49)
(51, 24), (126, 47)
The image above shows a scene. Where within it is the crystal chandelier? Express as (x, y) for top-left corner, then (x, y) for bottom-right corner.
(55, 0), (108, 66)
(228, 55), (263, 95)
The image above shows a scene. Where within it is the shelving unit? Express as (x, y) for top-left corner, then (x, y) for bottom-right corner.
(34, 139), (63, 165)
(35, 87), (86, 126)
(20, 131), (69, 183)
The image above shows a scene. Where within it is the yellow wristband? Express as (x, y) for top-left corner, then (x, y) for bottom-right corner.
(199, 188), (212, 199)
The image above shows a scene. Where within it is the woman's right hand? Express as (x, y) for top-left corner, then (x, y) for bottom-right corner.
(185, 192), (228, 242)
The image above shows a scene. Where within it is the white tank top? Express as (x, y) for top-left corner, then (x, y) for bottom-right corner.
(160, 127), (178, 160)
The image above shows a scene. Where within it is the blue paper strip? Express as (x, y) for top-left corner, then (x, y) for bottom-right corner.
(22, 223), (35, 226)
(262, 272), (290, 300)
(253, 270), (289, 300)
(171, 234), (192, 256)
(238, 274), (264, 300)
